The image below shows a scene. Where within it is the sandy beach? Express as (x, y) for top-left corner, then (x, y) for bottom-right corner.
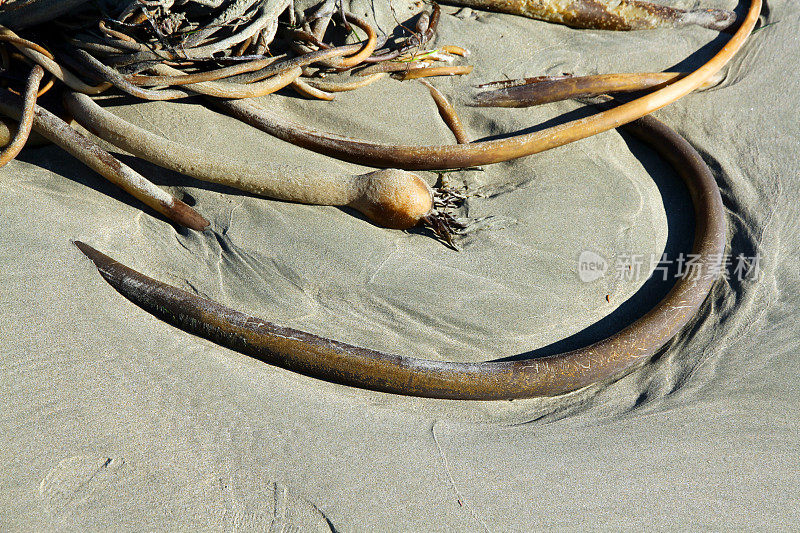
(1, 0), (798, 529)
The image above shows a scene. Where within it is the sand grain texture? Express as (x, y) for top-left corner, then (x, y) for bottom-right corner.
(1, 0), (799, 530)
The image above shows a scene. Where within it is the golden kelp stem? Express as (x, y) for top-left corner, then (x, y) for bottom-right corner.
(217, 0), (761, 170)
(0, 90), (209, 230)
(0, 65), (42, 168)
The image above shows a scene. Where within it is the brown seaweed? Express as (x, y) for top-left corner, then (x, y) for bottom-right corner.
(75, 112), (727, 399)
(445, 0), (736, 31)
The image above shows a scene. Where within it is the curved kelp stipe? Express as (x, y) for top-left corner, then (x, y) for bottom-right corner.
(214, 0), (760, 170)
(75, 114), (726, 400)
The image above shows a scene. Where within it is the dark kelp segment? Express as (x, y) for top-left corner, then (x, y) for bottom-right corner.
(445, 0), (736, 31)
(468, 72), (703, 108)
(75, 113), (727, 400)
(0, 0), (91, 29)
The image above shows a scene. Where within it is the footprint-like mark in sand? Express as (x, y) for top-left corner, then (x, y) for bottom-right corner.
(38, 455), (125, 517)
(207, 479), (333, 532)
(39, 457), (331, 531)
